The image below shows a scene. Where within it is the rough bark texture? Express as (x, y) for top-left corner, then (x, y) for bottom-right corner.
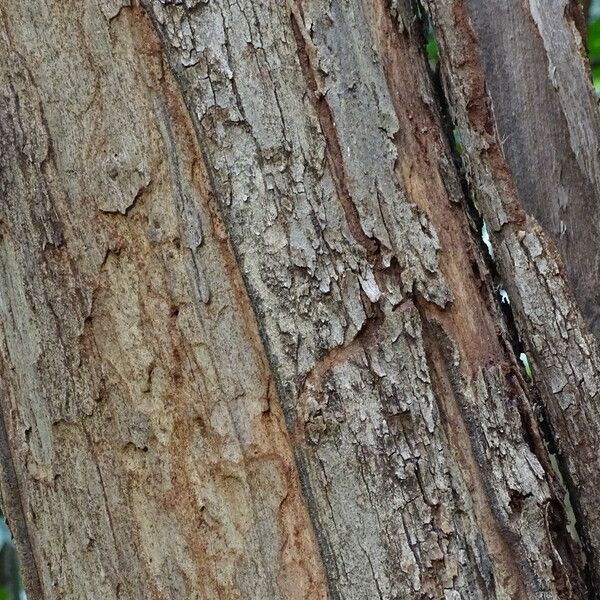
(0, 0), (599, 599)
(463, 0), (600, 340)
(0, 4), (327, 598)
(426, 0), (600, 588)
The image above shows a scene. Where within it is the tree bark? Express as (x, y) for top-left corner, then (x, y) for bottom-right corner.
(426, 0), (600, 588)
(461, 0), (600, 340)
(0, 1), (598, 599)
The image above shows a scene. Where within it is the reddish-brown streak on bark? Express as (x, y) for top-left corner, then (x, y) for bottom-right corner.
(130, 6), (329, 598)
(367, 0), (502, 370)
(369, 2), (578, 594)
(447, 0), (527, 228)
(426, 0), (599, 592)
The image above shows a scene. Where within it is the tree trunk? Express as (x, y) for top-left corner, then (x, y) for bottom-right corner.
(426, 0), (600, 588)
(0, 1), (598, 598)
(462, 0), (600, 340)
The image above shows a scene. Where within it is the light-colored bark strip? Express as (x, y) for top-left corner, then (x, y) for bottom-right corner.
(426, 0), (600, 585)
(0, 3), (327, 598)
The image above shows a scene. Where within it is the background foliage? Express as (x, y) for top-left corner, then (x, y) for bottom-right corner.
(588, 0), (600, 91)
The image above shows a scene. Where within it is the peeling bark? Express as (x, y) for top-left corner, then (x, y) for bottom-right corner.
(425, 0), (600, 588)
(0, 0), (598, 599)
(463, 0), (600, 341)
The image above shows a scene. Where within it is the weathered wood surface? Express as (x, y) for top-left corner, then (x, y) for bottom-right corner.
(0, 0), (598, 598)
(0, 4), (327, 598)
(426, 0), (600, 588)
(464, 0), (600, 341)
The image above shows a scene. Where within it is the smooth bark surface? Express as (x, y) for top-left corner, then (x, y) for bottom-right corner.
(0, 1), (599, 599)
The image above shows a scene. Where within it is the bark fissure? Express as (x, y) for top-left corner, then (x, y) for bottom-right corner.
(289, 4), (381, 259)
(417, 311), (528, 598)
(425, 0), (600, 590)
(416, 2), (590, 594)
(415, 6), (580, 546)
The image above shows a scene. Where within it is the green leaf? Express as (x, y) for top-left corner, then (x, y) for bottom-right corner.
(588, 18), (600, 61)
(425, 25), (438, 71)
(588, 18), (600, 93)
(426, 37), (438, 63)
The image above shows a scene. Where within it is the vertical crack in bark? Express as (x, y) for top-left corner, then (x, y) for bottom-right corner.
(416, 311), (528, 598)
(417, 0), (593, 594)
(289, 2), (381, 261)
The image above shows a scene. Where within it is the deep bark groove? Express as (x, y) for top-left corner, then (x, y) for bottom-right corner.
(425, 0), (600, 589)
